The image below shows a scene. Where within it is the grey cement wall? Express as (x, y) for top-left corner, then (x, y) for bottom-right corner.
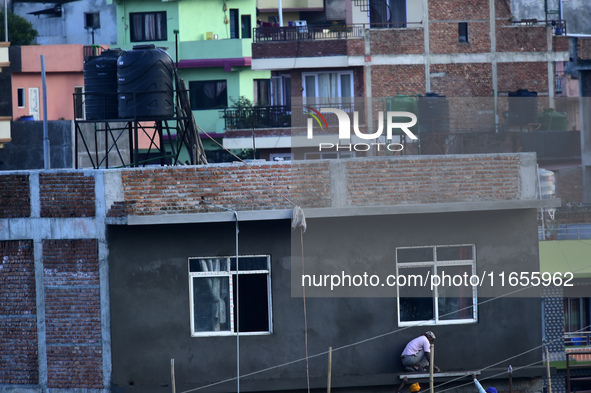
(107, 208), (544, 393)
(14, 0), (117, 46)
(0, 121), (73, 170)
(75, 122), (131, 169)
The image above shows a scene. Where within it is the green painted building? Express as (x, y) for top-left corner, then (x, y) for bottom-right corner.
(109, 0), (271, 160)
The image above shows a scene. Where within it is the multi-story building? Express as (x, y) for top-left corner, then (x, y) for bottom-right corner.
(109, 0), (272, 161)
(14, 0), (117, 46)
(0, 41), (10, 148)
(231, 0), (571, 160)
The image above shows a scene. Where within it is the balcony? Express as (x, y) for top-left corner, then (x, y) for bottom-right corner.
(221, 101), (364, 132)
(221, 106), (291, 130)
(539, 204), (591, 241)
(253, 22), (421, 43)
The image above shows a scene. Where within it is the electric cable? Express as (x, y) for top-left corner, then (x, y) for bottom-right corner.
(179, 268), (590, 393)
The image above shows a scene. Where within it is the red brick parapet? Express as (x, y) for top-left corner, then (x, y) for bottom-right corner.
(105, 154), (532, 218)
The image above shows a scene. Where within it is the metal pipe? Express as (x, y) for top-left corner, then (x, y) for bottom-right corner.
(41, 55), (50, 169)
(430, 343), (434, 393)
(278, 0), (283, 27)
(4, 0), (7, 42)
(200, 200), (240, 393)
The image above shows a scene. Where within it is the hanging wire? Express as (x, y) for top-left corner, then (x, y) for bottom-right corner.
(179, 268), (590, 393)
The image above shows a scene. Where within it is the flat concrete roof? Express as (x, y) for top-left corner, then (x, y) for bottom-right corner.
(118, 198), (561, 225)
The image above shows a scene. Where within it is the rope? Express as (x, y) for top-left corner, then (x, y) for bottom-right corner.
(301, 227), (311, 393)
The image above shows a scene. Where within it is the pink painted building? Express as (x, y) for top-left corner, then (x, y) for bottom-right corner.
(11, 44), (86, 121)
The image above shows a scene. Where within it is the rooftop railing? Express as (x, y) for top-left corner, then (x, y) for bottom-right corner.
(253, 22), (422, 43)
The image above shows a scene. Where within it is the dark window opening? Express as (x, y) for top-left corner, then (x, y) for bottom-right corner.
(74, 87), (84, 119)
(254, 79), (270, 106)
(189, 80), (228, 110)
(230, 9), (239, 39)
(85, 12), (100, 29)
(241, 14), (252, 39)
(233, 274), (269, 332)
(17, 88), (25, 108)
(459, 22), (469, 43)
(130, 11), (167, 42)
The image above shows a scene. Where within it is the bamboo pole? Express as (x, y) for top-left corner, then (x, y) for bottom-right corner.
(171, 359), (176, 393)
(546, 348), (552, 393)
(508, 365), (513, 393)
(327, 347), (333, 393)
(430, 344), (434, 393)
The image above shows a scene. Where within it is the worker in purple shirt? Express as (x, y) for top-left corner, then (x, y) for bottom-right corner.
(400, 331), (440, 372)
(472, 374), (498, 393)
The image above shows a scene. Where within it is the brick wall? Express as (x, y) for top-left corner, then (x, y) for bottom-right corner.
(578, 37), (591, 60)
(553, 36), (569, 52)
(430, 63), (493, 97)
(40, 173), (95, 218)
(0, 174), (30, 218)
(107, 154), (530, 217)
(430, 22), (491, 54)
(429, 0), (489, 20)
(252, 40), (348, 59)
(370, 28), (424, 55)
(0, 240), (38, 385)
(115, 165), (296, 215)
(46, 347), (103, 389)
(554, 166), (583, 203)
(497, 62), (548, 93)
(371, 65), (426, 97)
(497, 25), (548, 53)
(495, 0), (512, 19)
(347, 38), (364, 56)
(346, 155), (521, 205)
(43, 239), (102, 389)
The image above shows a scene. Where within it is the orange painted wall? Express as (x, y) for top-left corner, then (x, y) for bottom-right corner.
(12, 45), (85, 121)
(12, 73), (83, 121)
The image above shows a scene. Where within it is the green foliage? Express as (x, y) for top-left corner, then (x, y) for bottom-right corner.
(0, 10), (39, 45)
(229, 96), (254, 109)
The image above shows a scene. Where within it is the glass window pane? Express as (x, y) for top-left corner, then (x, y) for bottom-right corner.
(305, 75), (316, 102)
(189, 258), (227, 273)
(233, 274), (269, 332)
(398, 267), (434, 322)
(340, 74), (351, 98)
(193, 276), (230, 332)
(437, 245), (473, 261)
(230, 256), (268, 271)
(397, 247), (433, 263)
(437, 265), (474, 320)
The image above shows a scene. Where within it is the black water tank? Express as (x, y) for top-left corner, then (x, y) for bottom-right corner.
(84, 49), (120, 120)
(117, 45), (174, 119)
(507, 89), (538, 126)
(417, 92), (450, 134)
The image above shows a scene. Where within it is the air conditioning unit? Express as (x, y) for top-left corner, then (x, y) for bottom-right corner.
(205, 32), (214, 40)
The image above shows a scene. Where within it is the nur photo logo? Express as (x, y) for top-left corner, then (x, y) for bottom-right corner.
(305, 107), (419, 152)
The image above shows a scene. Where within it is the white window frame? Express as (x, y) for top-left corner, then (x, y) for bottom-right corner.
(301, 71), (354, 108)
(188, 255), (273, 337)
(17, 88), (25, 108)
(396, 244), (477, 326)
(270, 75), (291, 107)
